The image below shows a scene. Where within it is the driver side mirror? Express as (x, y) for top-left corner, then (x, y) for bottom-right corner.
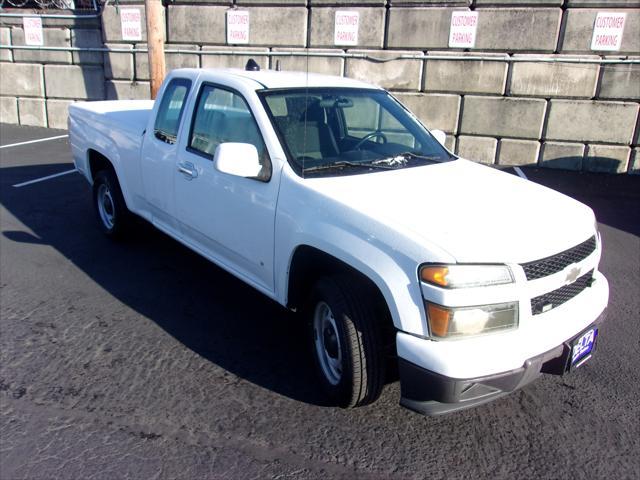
(431, 129), (447, 147)
(213, 143), (262, 178)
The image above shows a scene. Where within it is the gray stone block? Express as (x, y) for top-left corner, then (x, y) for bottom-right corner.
(387, 8), (464, 50)
(309, 0), (385, 4)
(584, 144), (630, 173)
(244, 7), (308, 46)
(71, 29), (104, 65)
(392, 0), (468, 4)
(134, 45), (149, 81)
(104, 43), (134, 80)
(456, 135), (497, 164)
(567, 0), (640, 5)
(168, 6), (226, 44)
(271, 48), (344, 76)
(460, 96), (547, 139)
(44, 65), (105, 100)
(1, 97), (18, 124)
(540, 141), (584, 170)
(476, 0), (561, 4)
(18, 98), (47, 127)
(237, 0), (306, 4)
(0, 63), (44, 97)
(599, 61), (640, 100)
(630, 147), (639, 174)
(498, 138), (540, 166)
(170, 0), (232, 3)
(105, 80), (151, 100)
(424, 53), (508, 95)
(167, 44), (200, 72)
(169, 6), (306, 46)
(546, 100), (639, 144)
(102, 4), (152, 43)
(200, 46), (270, 70)
(137, 43), (199, 79)
(561, 9), (640, 54)
(393, 92), (461, 133)
(0, 28), (11, 62)
(47, 99), (74, 129)
(475, 8), (562, 52)
(444, 135), (456, 151)
(509, 56), (600, 98)
(310, 7), (385, 48)
(345, 50), (423, 91)
(0, 14), (99, 29)
(12, 27), (71, 64)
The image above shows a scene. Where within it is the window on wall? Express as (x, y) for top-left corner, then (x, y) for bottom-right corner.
(153, 78), (191, 144)
(189, 84), (271, 179)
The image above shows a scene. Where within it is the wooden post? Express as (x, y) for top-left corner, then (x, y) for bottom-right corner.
(145, 0), (166, 100)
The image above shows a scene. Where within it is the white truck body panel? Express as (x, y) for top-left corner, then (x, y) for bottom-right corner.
(68, 68), (608, 387)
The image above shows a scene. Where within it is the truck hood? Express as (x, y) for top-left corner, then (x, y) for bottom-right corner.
(306, 159), (596, 263)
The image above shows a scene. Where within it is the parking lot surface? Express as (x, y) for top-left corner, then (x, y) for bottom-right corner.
(1, 123), (639, 479)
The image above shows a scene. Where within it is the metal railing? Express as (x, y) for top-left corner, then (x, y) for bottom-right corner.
(1, 44), (639, 65)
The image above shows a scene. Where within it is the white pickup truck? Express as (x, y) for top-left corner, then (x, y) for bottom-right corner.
(69, 64), (609, 415)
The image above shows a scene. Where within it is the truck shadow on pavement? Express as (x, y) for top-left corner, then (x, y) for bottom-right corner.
(1, 163), (331, 407)
(1, 163), (639, 410)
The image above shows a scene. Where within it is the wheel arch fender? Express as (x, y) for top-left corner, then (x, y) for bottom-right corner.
(281, 229), (428, 336)
(86, 146), (133, 211)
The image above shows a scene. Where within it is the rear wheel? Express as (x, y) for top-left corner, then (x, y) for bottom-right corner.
(308, 275), (384, 408)
(92, 169), (130, 239)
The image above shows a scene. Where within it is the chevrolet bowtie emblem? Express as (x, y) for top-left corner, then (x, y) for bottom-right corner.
(565, 266), (581, 283)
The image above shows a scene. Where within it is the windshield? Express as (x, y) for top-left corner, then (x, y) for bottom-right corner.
(259, 88), (455, 177)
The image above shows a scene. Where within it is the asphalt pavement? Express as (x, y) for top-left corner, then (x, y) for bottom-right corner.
(1, 123), (639, 479)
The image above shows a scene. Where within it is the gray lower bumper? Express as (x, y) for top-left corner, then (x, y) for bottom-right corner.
(399, 310), (606, 416)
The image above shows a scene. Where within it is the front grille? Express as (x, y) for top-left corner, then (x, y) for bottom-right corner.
(522, 236), (596, 281)
(531, 270), (594, 315)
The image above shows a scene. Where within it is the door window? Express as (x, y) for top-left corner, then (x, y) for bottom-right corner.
(154, 78), (191, 144)
(188, 85), (270, 179)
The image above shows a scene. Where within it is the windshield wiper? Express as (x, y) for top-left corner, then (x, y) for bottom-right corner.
(303, 160), (395, 173)
(373, 152), (448, 166)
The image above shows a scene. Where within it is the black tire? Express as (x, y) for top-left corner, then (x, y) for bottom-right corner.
(308, 275), (384, 408)
(92, 169), (131, 239)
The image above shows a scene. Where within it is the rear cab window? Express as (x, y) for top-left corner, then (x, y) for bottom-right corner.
(154, 78), (192, 144)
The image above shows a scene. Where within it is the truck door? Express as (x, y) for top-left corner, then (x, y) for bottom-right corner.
(173, 83), (279, 293)
(140, 77), (192, 237)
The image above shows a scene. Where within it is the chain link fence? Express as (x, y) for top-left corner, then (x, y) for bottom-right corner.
(0, 0), (98, 12)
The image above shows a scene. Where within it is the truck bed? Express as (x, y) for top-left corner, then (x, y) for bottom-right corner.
(68, 100), (155, 210)
(70, 100), (154, 136)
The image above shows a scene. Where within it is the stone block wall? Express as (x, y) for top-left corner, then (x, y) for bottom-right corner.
(0, 1), (638, 173)
(0, 14), (104, 129)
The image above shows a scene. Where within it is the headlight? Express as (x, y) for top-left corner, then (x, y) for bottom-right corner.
(420, 264), (513, 289)
(426, 302), (518, 339)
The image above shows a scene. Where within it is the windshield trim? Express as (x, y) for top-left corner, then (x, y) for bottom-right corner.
(257, 87), (456, 178)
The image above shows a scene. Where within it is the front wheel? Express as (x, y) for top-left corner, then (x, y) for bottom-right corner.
(92, 169), (130, 238)
(309, 275), (384, 408)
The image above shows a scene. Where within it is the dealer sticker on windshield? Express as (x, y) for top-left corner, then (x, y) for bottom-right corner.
(571, 328), (598, 368)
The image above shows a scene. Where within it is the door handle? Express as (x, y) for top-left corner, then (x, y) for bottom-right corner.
(177, 161), (198, 179)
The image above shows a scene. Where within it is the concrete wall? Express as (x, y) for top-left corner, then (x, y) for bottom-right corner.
(0, 2), (638, 173)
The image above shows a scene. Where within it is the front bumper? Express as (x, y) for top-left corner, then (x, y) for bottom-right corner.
(399, 309), (606, 416)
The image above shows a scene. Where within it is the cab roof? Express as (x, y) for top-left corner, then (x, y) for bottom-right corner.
(203, 68), (382, 91)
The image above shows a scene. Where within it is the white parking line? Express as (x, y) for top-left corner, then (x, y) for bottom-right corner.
(514, 166), (528, 180)
(13, 169), (78, 188)
(0, 134), (69, 150)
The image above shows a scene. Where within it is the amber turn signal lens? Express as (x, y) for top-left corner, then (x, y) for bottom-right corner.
(426, 303), (451, 337)
(421, 266), (449, 287)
